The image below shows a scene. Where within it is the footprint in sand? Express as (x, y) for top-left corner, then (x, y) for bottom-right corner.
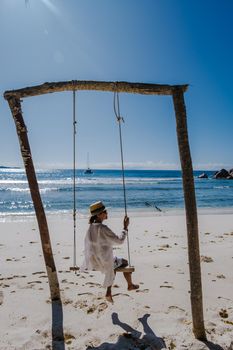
(136, 289), (149, 293)
(85, 282), (102, 287)
(158, 244), (171, 251)
(27, 281), (42, 284)
(75, 297), (108, 316)
(160, 282), (174, 289)
(77, 292), (93, 296)
(0, 291), (3, 305)
(113, 292), (130, 297)
(97, 302), (108, 314)
(168, 305), (185, 312)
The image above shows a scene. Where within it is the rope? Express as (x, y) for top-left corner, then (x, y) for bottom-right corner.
(113, 90), (131, 266)
(72, 89), (77, 269)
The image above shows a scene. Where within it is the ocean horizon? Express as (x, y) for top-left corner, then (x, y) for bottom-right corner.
(1, 168), (233, 220)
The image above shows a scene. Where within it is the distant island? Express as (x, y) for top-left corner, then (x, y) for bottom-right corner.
(0, 165), (20, 169)
(198, 168), (233, 179)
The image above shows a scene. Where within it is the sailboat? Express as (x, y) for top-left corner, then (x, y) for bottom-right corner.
(84, 152), (93, 174)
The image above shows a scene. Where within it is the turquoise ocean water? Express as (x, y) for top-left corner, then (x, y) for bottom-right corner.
(1, 168), (233, 219)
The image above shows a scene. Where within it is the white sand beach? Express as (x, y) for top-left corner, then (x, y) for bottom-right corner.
(0, 211), (233, 349)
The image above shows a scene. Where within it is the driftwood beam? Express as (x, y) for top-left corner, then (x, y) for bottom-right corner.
(4, 80), (188, 99)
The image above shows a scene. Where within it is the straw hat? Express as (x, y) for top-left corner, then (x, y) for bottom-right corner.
(89, 201), (106, 216)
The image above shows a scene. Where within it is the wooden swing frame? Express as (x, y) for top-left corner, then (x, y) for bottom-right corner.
(4, 80), (206, 340)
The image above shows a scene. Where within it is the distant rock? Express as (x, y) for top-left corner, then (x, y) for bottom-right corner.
(213, 168), (233, 179)
(198, 173), (208, 179)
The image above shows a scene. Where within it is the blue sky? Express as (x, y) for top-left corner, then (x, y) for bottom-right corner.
(0, 0), (232, 170)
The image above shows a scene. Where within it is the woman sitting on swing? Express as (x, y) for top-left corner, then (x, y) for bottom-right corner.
(81, 201), (139, 303)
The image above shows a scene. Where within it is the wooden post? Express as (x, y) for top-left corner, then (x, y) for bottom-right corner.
(172, 88), (206, 340)
(7, 97), (61, 302)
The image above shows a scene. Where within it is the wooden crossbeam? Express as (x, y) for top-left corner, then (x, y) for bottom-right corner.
(4, 80), (188, 100)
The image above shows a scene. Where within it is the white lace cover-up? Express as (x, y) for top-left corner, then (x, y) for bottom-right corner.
(81, 223), (127, 288)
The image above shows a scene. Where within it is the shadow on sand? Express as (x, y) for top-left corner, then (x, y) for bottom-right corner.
(201, 341), (225, 350)
(87, 312), (166, 350)
(85, 313), (228, 350)
(51, 299), (65, 350)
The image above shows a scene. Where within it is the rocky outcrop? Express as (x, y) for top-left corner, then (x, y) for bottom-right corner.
(213, 168), (233, 179)
(198, 173), (208, 179)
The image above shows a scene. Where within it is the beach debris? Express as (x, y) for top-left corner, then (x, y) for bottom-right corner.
(168, 340), (176, 349)
(74, 297), (109, 317)
(63, 298), (73, 305)
(201, 255), (213, 263)
(145, 201), (162, 212)
(219, 308), (228, 318)
(64, 333), (75, 345)
(223, 320), (233, 326)
(158, 244), (171, 250)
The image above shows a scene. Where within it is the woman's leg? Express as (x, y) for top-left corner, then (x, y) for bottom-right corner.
(106, 285), (114, 303)
(123, 272), (139, 290)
